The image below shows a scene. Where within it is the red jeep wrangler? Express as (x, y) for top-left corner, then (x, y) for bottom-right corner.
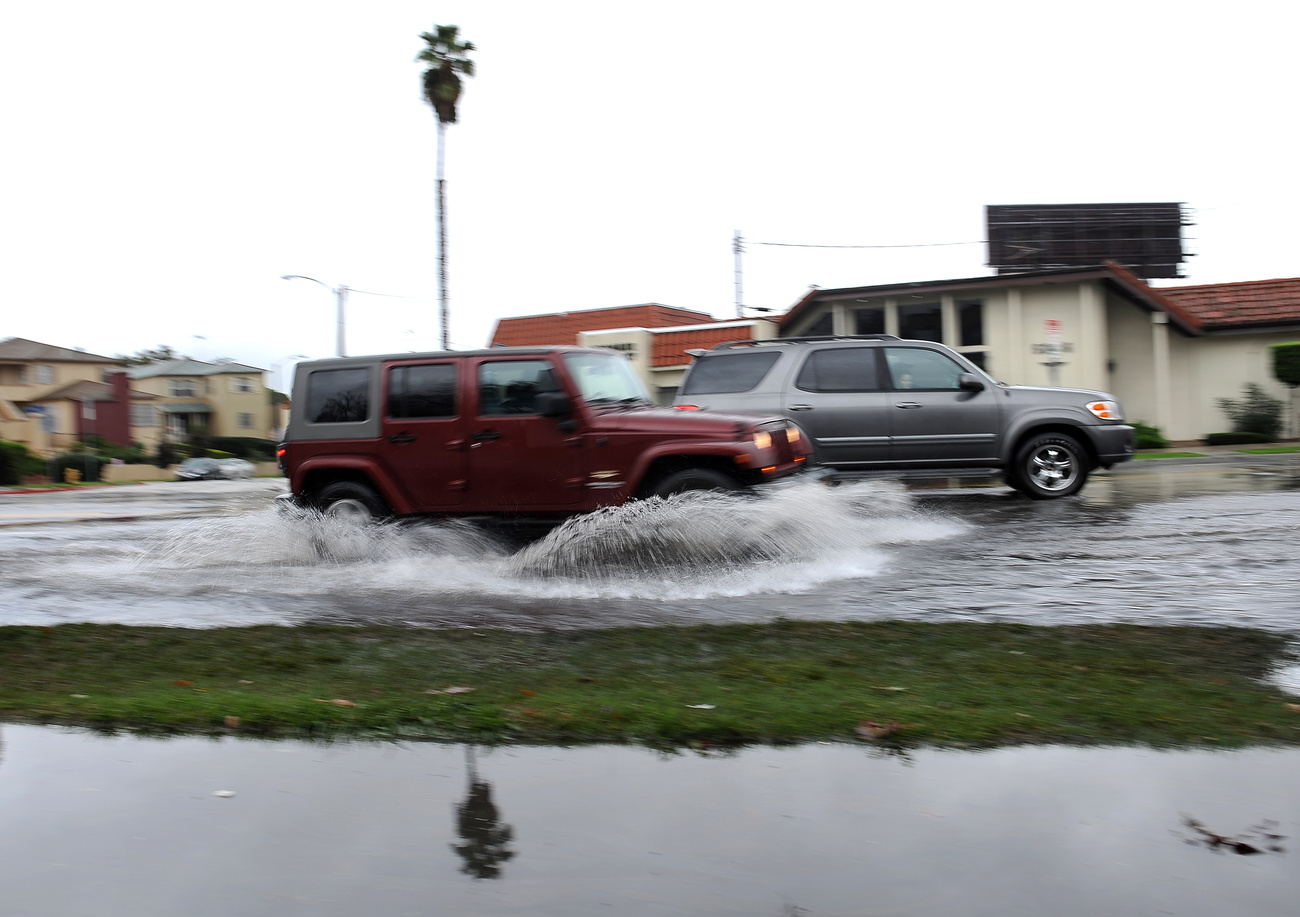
(277, 346), (808, 522)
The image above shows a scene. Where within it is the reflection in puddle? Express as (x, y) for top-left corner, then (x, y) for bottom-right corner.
(3, 727), (1299, 917)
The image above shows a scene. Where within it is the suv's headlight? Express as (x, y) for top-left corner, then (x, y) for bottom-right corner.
(1086, 400), (1123, 421)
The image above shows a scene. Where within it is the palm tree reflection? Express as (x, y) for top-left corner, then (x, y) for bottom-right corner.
(451, 745), (515, 879)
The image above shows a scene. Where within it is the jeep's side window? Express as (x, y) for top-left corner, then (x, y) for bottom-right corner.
(679, 351), (781, 395)
(388, 364), (457, 419)
(477, 360), (552, 415)
(795, 348), (880, 393)
(306, 368), (370, 423)
(884, 348), (964, 391)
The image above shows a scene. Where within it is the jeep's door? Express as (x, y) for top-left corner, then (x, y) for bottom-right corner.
(783, 347), (891, 467)
(883, 347), (1000, 465)
(380, 360), (469, 508)
(465, 357), (585, 508)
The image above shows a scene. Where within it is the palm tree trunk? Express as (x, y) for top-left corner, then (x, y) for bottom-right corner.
(437, 119), (449, 351)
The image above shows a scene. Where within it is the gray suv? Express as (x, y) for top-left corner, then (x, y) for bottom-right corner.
(673, 335), (1135, 498)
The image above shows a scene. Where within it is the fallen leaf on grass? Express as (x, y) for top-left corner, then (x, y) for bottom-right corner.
(1285, 704), (1300, 713)
(856, 719), (901, 740)
(174, 680), (193, 687)
(424, 686), (475, 695)
(223, 715), (241, 727)
(873, 686), (907, 692)
(686, 704), (716, 710)
(314, 699), (357, 707)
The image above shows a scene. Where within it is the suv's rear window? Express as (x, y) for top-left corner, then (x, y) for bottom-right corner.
(680, 351), (781, 395)
(306, 368), (370, 423)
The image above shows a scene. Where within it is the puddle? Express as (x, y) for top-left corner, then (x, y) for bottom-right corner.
(1, 726), (1296, 916)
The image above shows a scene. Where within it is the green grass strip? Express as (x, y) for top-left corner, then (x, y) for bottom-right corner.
(1237, 447), (1300, 455)
(2, 622), (1298, 749)
(1133, 452), (1207, 460)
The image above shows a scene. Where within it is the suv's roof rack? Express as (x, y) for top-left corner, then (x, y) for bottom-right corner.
(708, 334), (900, 351)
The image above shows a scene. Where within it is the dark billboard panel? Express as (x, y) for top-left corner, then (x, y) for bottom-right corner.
(986, 203), (1189, 279)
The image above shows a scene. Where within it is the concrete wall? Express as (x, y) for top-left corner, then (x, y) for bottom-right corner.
(102, 461), (281, 483)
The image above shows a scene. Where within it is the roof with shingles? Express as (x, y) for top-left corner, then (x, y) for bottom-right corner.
(34, 379), (159, 403)
(1156, 276), (1300, 330)
(649, 324), (767, 367)
(490, 304), (716, 347)
(126, 358), (263, 378)
(0, 337), (120, 364)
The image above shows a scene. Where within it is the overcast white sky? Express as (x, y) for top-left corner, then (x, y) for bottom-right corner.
(2, 1), (1295, 386)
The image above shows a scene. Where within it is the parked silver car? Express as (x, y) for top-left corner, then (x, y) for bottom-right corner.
(673, 335), (1135, 498)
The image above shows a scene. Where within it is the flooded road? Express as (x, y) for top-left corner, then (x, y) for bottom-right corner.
(2, 725), (1297, 917)
(2, 460), (1299, 632)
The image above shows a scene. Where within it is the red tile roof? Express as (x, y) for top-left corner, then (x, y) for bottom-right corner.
(650, 326), (761, 367)
(490, 304), (716, 347)
(1156, 277), (1300, 330)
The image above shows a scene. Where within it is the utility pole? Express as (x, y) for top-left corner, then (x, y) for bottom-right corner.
(734, 230), (744, 318)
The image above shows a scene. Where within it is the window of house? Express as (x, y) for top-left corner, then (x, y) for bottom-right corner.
(959, 299), (984, 347)
(170, 379), (198, 397)
(388, 363), (458, 419)
(306, 368), (371, 423)
(232, 377), (255, 394)
(131, 404), (159, 426)
(238, 413), (254, 428)
(854, 307), (885, 335)
(35, 364), (54, 384)
(795, 348), (881, 392)
(898, 303), (942, 342)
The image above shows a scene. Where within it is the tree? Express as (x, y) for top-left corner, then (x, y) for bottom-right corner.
(417, 24), (475, 351)
(120, 344), (179, 365)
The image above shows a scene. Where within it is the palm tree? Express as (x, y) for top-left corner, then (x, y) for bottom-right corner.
(417, 24), (475, 351)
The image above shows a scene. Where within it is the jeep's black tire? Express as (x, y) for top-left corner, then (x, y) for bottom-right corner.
(1011, 434), (1088, 499)
(649, 468), (739, 498)
(316, 481), (390, 522)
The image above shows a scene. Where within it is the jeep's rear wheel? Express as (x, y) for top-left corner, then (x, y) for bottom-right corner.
(317, 481), (389, 522)
(649, 468), (738, 498)
(1011, 434), (1088, 499)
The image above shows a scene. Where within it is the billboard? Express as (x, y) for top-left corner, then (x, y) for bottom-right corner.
(986, 203), (1189, 279)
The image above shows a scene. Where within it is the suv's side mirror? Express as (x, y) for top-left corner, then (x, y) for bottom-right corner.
(536, 391), (572, 418)
(958, 373), (985, 392)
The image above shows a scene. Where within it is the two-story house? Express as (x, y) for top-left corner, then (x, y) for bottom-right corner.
(126, 359), (272, 450)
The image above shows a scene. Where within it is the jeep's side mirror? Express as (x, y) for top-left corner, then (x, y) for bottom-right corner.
(958, 373), (985, 392)
(536, 391), (572, 418)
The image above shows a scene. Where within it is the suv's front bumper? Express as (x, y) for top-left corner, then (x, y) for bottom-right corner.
(1087, 424), (1137, 467)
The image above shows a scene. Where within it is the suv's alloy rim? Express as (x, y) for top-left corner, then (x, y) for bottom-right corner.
(1028, 444), (1078, 491)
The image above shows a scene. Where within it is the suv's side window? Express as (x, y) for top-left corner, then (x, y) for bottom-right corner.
(884, 348), (965, 391)
(388, 364), (457, 419)
(795, 347), (881, 392)
(478, 360), (554, 415)
(306, 368), (370, 423)
(680, 351), (781, 394)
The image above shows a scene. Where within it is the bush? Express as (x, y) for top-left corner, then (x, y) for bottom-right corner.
(0, 440), (33, 486)
(1272, 342), (1300, 388)
(1206, 432), (1275, 446)
(209, 437), (277, 460)
(51, 452), (107, 483)
(1131, 421), (1168, 449)
(1215, 383), (1284, 441)
(154, 442), (181, 468)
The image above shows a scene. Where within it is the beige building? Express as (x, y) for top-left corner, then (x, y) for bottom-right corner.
(780, 264), (1300, 443)
(126, 359), (272, 449)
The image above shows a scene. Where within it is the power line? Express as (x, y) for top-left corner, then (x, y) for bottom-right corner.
(752, 239), (985, 249)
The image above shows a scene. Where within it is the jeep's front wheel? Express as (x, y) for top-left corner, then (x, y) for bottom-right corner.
(316, 481), (390, 522)
(649, 468), (739, 499)
(1011, 434), (1088, 499)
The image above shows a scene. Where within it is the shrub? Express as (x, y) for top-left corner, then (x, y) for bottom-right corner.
(1206, 432), (1275, 446)
(51, 452), (107, 483)
(1215, 383), (1284, 441)
(154, 442), (180, 468)
(1131, 421), (1168, 449)
(0, 440), (33, 486)
(209, 437), (277, 460)
(1272, 342), (1300, 388)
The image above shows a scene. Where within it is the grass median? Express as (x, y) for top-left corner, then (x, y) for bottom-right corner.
(3, 621), (1298, 748)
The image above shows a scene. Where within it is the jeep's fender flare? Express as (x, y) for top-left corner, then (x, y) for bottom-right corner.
(998, 407), (1101, 467)
(623, 441), (751, 497)
(293, 455), (414, 515)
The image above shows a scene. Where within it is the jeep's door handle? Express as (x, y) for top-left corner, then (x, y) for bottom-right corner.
(895, 401), (923, 409)
(387, 433), (416, 444)
(472, 430), (502, 441)
(788, 404), (814, 411)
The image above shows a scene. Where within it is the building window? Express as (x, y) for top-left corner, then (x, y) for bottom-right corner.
(238, 413), (254, 428)
(959, 299), (984, 347)
(898, 303), (942, 342)
(170, 379), (198, 397)
(35, 364), (54, 384)
(602, 343), (637, 359)
(854, 307), (885, 335)
(232, 377), (255, 394)
(131, 404), (159, 426)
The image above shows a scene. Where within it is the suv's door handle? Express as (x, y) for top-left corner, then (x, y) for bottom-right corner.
(895, 401), (923, 409)
(472, 430), (502, 441)
(387, 433), (416, 444)
(788, 404), (814, 411)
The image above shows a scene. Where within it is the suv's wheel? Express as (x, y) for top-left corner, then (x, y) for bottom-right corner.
(1012, 434), (1088, 499)
(649, 468), (738, 498)
(316, 481), (389, 522)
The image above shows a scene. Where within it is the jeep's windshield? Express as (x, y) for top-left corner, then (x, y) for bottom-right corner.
(562, 351), (651, 405)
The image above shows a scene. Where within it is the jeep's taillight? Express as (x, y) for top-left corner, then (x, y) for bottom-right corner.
(1086, 400), (1123, 421)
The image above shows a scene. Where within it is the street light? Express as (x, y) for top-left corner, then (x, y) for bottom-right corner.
(281, 275), (349, 357)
